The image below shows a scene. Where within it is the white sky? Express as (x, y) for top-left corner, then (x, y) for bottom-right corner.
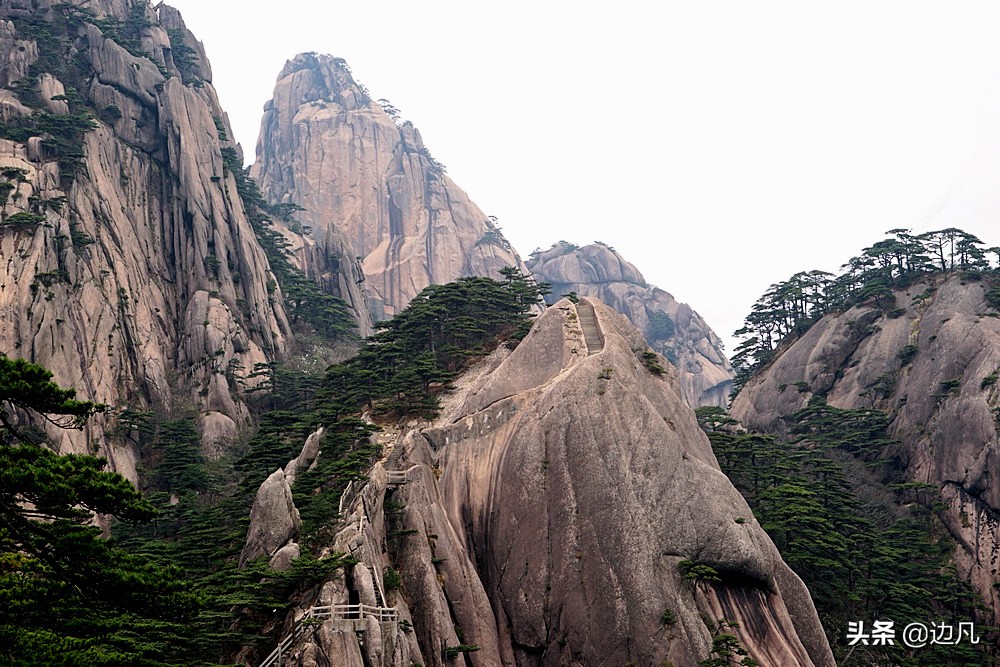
(165, 0), (1000, 352)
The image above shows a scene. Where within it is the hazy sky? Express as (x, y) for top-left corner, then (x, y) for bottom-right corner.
(165, 0), (1000, 352)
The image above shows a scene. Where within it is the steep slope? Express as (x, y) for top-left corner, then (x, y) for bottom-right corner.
(528, 241), (734, 407)
(251, 52), (527, 321)
(0, 0), (291, 476)
(247, 297), (834, 666)
(732, 274), (1000, 627)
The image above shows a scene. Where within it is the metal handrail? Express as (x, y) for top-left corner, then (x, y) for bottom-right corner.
(256, 603), (399, 666)
(386, 470), (408, 484)
(313, 603), (398, 622)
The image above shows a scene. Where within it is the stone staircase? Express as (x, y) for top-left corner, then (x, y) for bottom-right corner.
(577, 301), (604, 354)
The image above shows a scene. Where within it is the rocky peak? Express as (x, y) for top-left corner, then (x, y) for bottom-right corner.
(530, 240), (648, 286)
(245, 296), (833, 666)
(273, 52), (368, 111)
(527, 241), (734, 407)
(732, 274), (1000, 629)
(252, 52), (527, 321)
(0, 0), (291, 476)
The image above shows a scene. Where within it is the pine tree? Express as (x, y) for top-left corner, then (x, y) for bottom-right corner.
(0, 356), (199, 666)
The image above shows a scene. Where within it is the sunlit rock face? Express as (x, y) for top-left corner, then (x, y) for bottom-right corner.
(252, 52), (527, 323)
(527, 242), (734, 407)
(256, 298), (834, 666)
(0, 0), (292, 475)
(732, 274), (1000, 627)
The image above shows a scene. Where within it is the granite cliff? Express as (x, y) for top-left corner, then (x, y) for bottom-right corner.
(732, 274), (1000, 628)
(0, 3), (835, 662)
(0, 0), (294, 477)
(245, 297), (834, 666)
(251, 53), (527, 322)
(527, 242), (734, 407)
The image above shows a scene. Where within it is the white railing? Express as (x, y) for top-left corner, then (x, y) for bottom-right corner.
(386, 470), (408, 485)
(257, 603), (398, 667)
(337, 480), (355, 515)
(313, 603), (398, 622)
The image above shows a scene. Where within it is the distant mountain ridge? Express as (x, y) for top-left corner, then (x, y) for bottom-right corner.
(527, 241), (734, 407)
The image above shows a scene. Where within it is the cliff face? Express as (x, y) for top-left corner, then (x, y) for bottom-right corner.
(0, 0), (290, 476)
(251, 53), (527, 322)
(732, 274), (1000, 625)
(527, 242), (734, 407)
(247, 298), (833, 666)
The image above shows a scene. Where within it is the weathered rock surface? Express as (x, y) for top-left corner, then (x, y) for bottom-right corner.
(269, 298), (832, 666)
(732, 274), (1000, 626)
(527, 242), (734, 407)
(0, 1), (290, 476)
(240, 468), (300, 566)
(252, 52), (527, 322)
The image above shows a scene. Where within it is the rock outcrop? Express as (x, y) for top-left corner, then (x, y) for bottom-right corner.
(251, 53), (527, 322)
(251, 297), (833, 666)
(0, 0), (290, 476)
(527, 241), (734, 407)
(732, 274), (1000, 626)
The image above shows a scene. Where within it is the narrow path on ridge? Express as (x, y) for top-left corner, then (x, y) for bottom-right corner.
(577, 301), (604, 355)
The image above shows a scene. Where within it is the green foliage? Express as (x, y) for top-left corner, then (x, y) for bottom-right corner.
(940, 378), (961, 394)
(166, 28), (199, 82)
(678, 559), (721, 583)
(445, 644), (481, 660)
(640, 350), (667, 375)
(418, 144), (446, 173)
(0, 357), (203, 666)
(383, 565), (402, 591)
(697, 404), (989, 665)
(0, 111), (97, 184)
(220, 146), (356, 340)
(661, 608), (677, 626)
(1, 211), (46, 229)
(986, 280), (1000, 311)
(647, 310), (675, 341)
(700, 633), (757, 667)
(151, 419), (208, 493)
(732, 228), (997, 393)
(69, 219), (94, 249)
(100, 104), (123, 123)
(0, 181), (15, 206)
(35, 269), (70, 287)
(292, 419), (378, 544)
(898, 344), (918, 365)
(982, 373), (998, 389)
(0, 356), (101, 431)
(266, 201), (310, 234)
(316, 271), (545, 421)
(110, 274), (540, 659)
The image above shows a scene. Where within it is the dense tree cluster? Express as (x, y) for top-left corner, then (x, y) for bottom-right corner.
(733, 228), (1000, 391)
(113, 272), (545, 662)
(697, 403), (989, 666)
(0, 357), (203, 666)
(318, 269), (548, 421)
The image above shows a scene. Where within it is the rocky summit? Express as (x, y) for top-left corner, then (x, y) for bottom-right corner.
(528, 241), (734, 408)
(243, 298), (833, 666)
(252, 53), (527, 322)
(0, 0), (290, 475)
(733, 273), (1000, 629)
(0, 2), (843, 665)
